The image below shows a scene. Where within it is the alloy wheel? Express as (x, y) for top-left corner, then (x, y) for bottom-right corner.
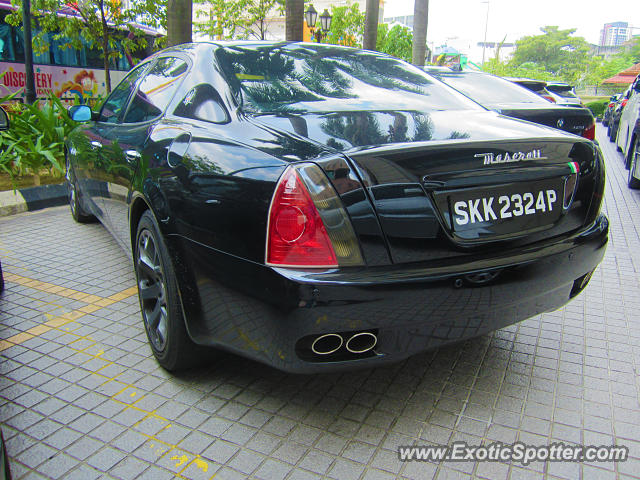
(137, 230), (168, 351)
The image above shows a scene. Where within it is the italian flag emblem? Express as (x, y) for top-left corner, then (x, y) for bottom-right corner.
(568, 161), (580, 174)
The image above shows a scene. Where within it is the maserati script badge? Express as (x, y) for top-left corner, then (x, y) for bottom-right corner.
(474, 149), (548, 165)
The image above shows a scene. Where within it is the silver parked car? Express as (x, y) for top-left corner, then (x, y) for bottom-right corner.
(545, 82), (583, 107)
(615, 74), (640, 187)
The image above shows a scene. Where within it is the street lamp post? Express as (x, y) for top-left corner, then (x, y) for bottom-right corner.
(304, 4), (332, 43)
(481, 0), (490, 65)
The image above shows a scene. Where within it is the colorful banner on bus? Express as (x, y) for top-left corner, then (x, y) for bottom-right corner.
(0, 62), (126, 103)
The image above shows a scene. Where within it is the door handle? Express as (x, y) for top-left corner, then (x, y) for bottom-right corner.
(90, 141), (102, 149)
(125, 150), (141, 163)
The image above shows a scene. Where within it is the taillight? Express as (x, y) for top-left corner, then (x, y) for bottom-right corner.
(582, 122), (595, 140)
(621, 99), (628, 108)
(608, 102), (615, 108)
(542, 95), (556, 103)
(266, 163), (364, 268)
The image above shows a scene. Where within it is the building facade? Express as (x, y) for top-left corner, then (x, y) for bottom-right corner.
(600, 22), (632, 47)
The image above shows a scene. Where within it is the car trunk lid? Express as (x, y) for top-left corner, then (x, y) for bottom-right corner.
(344, 137), (602, 264)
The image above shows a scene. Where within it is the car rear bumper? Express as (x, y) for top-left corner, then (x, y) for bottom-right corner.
(172, 214), (608, 373)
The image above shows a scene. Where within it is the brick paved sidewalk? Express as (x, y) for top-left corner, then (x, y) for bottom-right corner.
(0, 124), (639, 479)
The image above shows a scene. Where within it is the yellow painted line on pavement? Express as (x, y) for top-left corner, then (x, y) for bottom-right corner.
(1, 273), (215, 478)
(0, 275), (139, 352)
(4, 272), (116, 303)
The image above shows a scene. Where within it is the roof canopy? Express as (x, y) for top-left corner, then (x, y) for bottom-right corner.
(602, 63), (640, 84)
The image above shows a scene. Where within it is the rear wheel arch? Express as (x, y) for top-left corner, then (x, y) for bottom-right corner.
(130, 196), (152, 253)
(128, 194), (204, 346)
(134, 209), (209, 370)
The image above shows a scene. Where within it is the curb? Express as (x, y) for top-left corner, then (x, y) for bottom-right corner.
(0, 183), (67, 217)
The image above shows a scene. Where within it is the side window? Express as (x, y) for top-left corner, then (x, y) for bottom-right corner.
(99, 65), (148, 123)
(123, 57), (189, 124)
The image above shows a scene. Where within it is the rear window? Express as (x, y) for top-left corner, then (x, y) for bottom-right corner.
(433, 72), (551, 105)
(216, 44), (482, 114)
(546, 85), (578, 98)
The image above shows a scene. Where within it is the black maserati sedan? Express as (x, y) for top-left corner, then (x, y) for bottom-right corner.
(66, 42), (608, 373)
(425, 68), (596, 141)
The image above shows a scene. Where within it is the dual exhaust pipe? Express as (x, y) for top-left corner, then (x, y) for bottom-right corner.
(311, 332), (377, 355)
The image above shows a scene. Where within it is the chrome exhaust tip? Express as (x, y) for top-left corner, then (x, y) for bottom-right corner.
(311, 333), (343, 355)
(345, 332), (377, 354)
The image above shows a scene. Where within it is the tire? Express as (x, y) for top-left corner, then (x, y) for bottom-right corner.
(66, 158), (95, 223)
(611, 124), (620, 145)
(0, 261), (4, 294)
(628, 138), (640, 189)
(134, 210), (207, 370)
(607, 122), (613, 140)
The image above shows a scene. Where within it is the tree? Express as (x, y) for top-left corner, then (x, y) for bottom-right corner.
(362, 0), (378, 51)
(510, 26), (591, 84)
(8, 0), (158, 93)
(628, 37), (640, 63)
(246, 0), (284, 40)
(195, 0), (283, 40)
(411, 0), (428, 65)
(167, 0), (192, 46)
(376, 23), (412, 62)
(285, 0), (303, 41)
(325, 4), (364, 47)
(195, 0), (244, 39)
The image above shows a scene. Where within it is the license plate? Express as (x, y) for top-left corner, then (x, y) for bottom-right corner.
(441, 179), (564, 240)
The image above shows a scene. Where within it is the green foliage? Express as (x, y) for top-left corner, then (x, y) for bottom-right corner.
(7, 0), (161, 92)
(485, 32), (639, 88)
(483, 58), (555, 81)
(324, 4), (364, 47)
(509, 26), (591, 84)
(629, 37), (640, 63)
(195, 0), (284, 40)
(585, 100), (608, 118)
(483, 26), (615, 86)
(376, 23), (412, 62)
(0, 92), (76, 186)
(583, 37), (640, 86)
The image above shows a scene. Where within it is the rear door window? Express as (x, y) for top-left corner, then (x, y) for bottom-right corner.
(123, 57), (189, 123)
(99, 65), (148, 123)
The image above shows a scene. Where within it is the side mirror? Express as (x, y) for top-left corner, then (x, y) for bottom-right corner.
(634, 81), (640, 93)
(0, 106), (9, 131)
(68, 105), (92, 122)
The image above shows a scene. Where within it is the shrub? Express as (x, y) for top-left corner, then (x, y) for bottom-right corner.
(585, 100), (608, 119)
(0, 92), (77, 186)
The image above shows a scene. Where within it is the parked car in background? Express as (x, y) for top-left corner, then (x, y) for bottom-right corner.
(65, 42), (608, 373)
(615, 74), (640, 172)
(608, 85), (632, 143)
(545, 82), (583, 107)
(425, 68), (595, 140)
(507, 77), (557, 103)
(603, 93), (622, 126)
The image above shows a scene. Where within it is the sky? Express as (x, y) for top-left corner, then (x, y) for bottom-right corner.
(382, 0), (637, 62)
